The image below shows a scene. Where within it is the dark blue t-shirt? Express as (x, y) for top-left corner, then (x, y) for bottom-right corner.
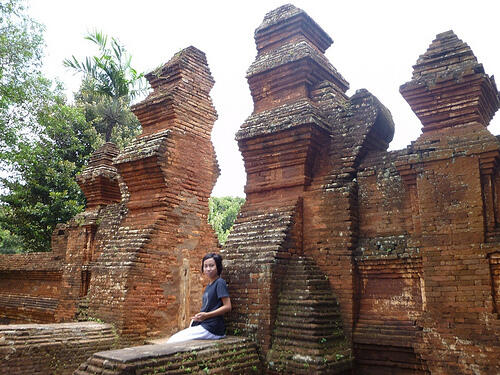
(192, 277), (229, 336)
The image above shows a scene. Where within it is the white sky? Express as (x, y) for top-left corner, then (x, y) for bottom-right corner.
(29, 0), (500, 197)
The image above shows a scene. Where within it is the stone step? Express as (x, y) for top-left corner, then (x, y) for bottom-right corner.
(279, 279), (331, 289)
(236, 207), (296, 221)
(282, 264), (328, 273)
(354, 326), (418, 338)
(274, 321), (342, 333)
(268, 353), (353, 375)
(223, 243), (283, 253)
(279, 288), (339, 296)
(75, 337), (260, 375)
(277, 305), (340, 316)
(276, 311), (342, 323)
(230, 220), (290, 232)
(277, 297), (340, 307)
(271, 330), (346, 348)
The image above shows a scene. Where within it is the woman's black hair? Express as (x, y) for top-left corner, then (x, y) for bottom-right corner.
(201, 253), (223, 276)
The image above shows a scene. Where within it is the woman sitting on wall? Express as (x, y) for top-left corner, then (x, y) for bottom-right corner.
(167, 253), (231, 343)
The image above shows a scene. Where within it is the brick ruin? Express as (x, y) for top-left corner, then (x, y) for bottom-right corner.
(1, 46), (223, 373)
(71, 46), (221, 342)
(223, 4), (499, 374)
(0, 45), (220, 339)
(1, 3), (500, 375)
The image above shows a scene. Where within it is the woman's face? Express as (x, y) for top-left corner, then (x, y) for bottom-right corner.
(203, 258), (218, 281)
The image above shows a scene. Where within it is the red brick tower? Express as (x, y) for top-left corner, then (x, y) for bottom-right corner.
(68, 46), (220, 342)
(222, 4), (393, 373)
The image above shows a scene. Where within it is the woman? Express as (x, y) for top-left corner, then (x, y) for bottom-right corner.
(167, 253), (231, 343)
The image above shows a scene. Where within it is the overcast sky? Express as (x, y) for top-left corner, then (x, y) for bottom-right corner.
(29, 0), (500, 197)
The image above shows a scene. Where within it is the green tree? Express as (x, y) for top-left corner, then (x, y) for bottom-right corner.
(64, 31), (146, 146)
(0, 1), (100, 252)
(0, 96), (100, 252)
(0, 0), (51, 153)
(0, 223), (23, 254)
(208, 196), (245, 245)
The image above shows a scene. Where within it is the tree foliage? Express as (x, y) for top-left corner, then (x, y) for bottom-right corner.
(208, 196), (245, 245)
(0, 4), (150, 253)
(74, 77), (141, 149)
(64, 31), (146, 145)
(0, 0), (51, 153)
(0, 219), (23, 254)
(0, 1), (101, 253)
(0, 97), (100, 252)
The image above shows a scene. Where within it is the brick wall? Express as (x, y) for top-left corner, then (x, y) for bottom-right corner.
(0, 238), (65, 323)
(0, 322), (117, 375)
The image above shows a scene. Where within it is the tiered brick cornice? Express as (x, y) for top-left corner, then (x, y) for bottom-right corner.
(247, 4), (348, 114)
(132, 46), (217, 138)
(400, 30), (499, 132)
(255, 4), (331, 53)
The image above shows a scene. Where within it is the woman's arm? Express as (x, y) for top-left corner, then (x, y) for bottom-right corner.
(192, 297), (231, 321)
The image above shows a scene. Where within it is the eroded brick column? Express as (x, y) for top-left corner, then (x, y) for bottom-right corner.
(56, 143), (123, 322)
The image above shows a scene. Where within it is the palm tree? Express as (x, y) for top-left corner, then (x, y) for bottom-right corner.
(64, 31), (146, 143)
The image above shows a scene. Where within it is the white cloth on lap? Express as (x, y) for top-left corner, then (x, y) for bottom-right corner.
(166, 324), (224, 344)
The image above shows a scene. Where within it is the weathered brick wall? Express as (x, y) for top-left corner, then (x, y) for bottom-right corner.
(350, 30), (500, 374)
(396, 31), (499, 375)
(0, 322), (117, 375)
(354, 150), (428, 373)
(56, 202), (127, 322)
(302, 89), (395, 347)
(0, 236), (65, 323)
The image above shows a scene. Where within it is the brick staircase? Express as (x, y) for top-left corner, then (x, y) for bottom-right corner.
(268, 256), (352, 374)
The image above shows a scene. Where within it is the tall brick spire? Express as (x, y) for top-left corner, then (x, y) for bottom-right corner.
(400, 30), (499, 132)
(237, 4), (350, 199)
(224, 5), (356, 373)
